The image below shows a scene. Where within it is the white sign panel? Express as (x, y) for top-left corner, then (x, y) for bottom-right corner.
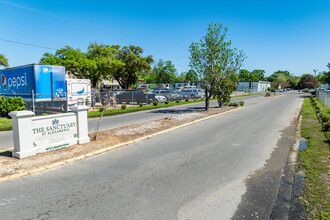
(32, 113), (77, 152)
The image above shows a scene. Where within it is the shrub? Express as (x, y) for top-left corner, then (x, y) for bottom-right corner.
(232, 102), (239, 107)
(315, 107), (320, 113)
(176, 100), (180, 103)
(165, 100), (169, 104)
(139, 103), (143, 107)
(265, 93), (271, 97)
(319, 113), (324, 118)
(99, 107), (104, 112)
(238, 101), (245, 106)
(324, 122), (330, 131)
(321, 115), (329, 123)
(121, 104), (126, 109)
(185, 99), (189, 102)
(0, 96), (26, 117)
(310, 95), (314, 100)
(153, 101), (158, 106)
(228, 102), (233, 106)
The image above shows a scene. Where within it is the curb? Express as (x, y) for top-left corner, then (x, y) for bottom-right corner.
(0, 107), (244, 183)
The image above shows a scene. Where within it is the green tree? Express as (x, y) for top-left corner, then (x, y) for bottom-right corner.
(114, 45), (153, 89)
(214, 77), (238, 107)
(86, 43), (124, 87)
(40, 44), (124, 87)
(185, 69), (199, 82)
(251, 69), (265, 80)
(0, 54), (9, 68)
(40, 46), (92, 81)
(189, 23), (245, 110)
(239, 69), (250, 80)
(150, 59), (177, 84)
(298, 74), (319, 89)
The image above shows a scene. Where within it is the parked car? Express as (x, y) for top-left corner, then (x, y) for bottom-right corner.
(154, 94), (167, 103)
(196, 89), (205, 98)
(116, 90), (156, 104)
(182, 89), (198, 99)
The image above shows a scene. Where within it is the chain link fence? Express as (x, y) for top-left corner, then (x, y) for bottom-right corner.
(316, 90), (330, 108)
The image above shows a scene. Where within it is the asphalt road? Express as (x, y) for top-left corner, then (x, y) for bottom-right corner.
(0, 92), (304, 219)
(0, 95), (262, 151)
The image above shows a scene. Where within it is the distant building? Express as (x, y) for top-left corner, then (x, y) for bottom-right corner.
(237, 81), (271, 93)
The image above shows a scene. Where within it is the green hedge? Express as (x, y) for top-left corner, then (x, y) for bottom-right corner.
(0, 96), (26, 117)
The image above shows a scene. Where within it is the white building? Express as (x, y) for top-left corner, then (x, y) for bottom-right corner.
(237, 80), (271, 93)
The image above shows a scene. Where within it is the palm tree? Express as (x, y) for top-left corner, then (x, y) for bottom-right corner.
(0, 54), (9, 68)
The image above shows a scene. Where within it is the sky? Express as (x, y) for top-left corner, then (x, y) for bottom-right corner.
(0, 0), (330, 77)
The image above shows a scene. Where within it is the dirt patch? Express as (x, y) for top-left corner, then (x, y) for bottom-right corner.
(0, 106), (238, 178)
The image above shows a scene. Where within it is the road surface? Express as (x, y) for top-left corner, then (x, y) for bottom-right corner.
(0, 92), (304, 219)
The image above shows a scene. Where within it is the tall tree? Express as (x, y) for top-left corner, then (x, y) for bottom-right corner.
(298, 74), (319, 89)
(40, 44), (124, 87)
(0, 54), (9, 68)
(185, 69), (199, 82)
(189, 23), (245, 110)
(251, 69), (266, 80)
(114, 46), (153, 89)
(151, 59), (177, 84)
(239, 69), (250, 80)
(86, 43), (124, 87)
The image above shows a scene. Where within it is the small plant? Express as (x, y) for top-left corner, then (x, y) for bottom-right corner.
(99, 107), (104, 112)
(139, 103), (143, 107)
(176, 100), (180, 103)
(319, 113), (324, 118)
(153, 101), (158, 106)
(185, 99), (189, 102)
(238, 101), (245, 106)
(232, 102), (238, 107)
(121, 104), (126, 109)
(315, 107), (320, 113)
(228, 102), (233, 106)
(324, 121), (330, 131)
(321, 115), (329, 123)
(265, 93), (271, 97)
(165, 100), (169, 104)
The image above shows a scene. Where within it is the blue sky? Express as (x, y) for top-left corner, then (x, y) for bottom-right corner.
(1, 0), (330, 76)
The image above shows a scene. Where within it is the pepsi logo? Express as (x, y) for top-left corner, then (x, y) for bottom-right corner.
(1, 74), (7, 91)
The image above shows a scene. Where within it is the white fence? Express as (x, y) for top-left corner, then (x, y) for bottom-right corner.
(316, 90), (330, 108)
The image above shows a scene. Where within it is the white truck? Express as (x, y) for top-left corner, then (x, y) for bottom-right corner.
(66, 79), (91, 110)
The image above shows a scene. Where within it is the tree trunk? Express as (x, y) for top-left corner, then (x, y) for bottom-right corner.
(205, 88), (210, 111)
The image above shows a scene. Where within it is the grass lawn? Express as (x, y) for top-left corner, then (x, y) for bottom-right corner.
(0, 117), (12, 131)
(297, 97), (330, 219)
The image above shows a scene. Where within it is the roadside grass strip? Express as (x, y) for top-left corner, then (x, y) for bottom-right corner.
(0, 117), (12, 131)
(0, 106), (244, 182)
(297, 97), (330, 219)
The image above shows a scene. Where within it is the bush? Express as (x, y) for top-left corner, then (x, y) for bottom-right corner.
(121, 104), (126, 109)
(99, 107), (104, 112)
(265, 93), (271, 97)
(321, 115), (329, 123)
(139, 103), (143, 107)
(238, 101), (245, 106)
(319, 113), (324, 118)
(165, 100), (169, 104)
(324, 122), (330, 131)
(315, 107), (320, 113)
(0, 96), (26, 117)
(232, 102), (238, 107)
(228, 102), (233, 106)
(185, 99), (189, 102)
(176, 100), (180, 103)
(153, 101), (158, 106)
(310, 95), (314, 100)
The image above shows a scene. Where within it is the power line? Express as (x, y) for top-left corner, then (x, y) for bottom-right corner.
(0, 38), (57, 51)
